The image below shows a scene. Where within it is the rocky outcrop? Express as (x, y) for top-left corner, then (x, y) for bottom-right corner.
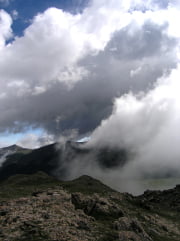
(0, 188), (96, 241)
(71, 192), (124, 219)
(136, 184), (180, 212)
(114, 217), (152, 241)
(0, 172), (179, 241)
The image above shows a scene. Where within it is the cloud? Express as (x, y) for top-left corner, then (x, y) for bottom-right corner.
(0, 2), (134, 90)
(0, 9), (13, 49)
(61, 63), (180, 194)
(0, 149), (13, 167)
(11, 10), (18, 20)
(0, 0), (180, 193)
(88, 64), (180, 179)
(0, 0), (180, 144)
(17, 132), (55, 149)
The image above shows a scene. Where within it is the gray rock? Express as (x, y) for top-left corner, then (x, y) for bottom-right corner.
(114, 217), (152, 241)
(118, 231), (142, 241)
(71, 193), (124, 219)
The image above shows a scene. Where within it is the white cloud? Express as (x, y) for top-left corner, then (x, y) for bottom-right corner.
(0, 0), (179, 147)
(0, 10), (13, 49)
(0, 0), (179, 95)
(33, 86), (46, 95)
(11, 10), (18, 20)
(0, 149), (13, 167)
(0, 0), (179, 91)
(130, 66), (142, 77)
(88, 64), (180, 177)
(17, 133), (55, 149)
(0, 5), (132, 91)
(56, 66), (89, 88)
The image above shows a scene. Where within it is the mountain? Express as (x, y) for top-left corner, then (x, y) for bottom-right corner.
(0, 143), (179, 240)
(0, 143), (60, 181)
(0, 144), (31, 167)
(0, 141), (128, 181)
(0, 172), (179, 241)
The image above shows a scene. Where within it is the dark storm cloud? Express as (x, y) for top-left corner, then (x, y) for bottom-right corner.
(0, 18), (178, 137)
(0, 1), (180, 143)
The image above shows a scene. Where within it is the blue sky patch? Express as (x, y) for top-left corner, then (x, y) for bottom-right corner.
(0, 127), (44, 147)
(0, 0), (89, 36)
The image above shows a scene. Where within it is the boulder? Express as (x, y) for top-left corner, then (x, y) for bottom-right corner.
(114, 217), (152, 241)
(118, 231), (142, 241)
(71, 193), (124, 219)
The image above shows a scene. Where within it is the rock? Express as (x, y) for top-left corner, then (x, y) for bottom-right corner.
(0, 188), (98, 241)
(0, 174), (180, 241)
(12, 216), (20, 222)
(32, 191), (44, 197)
(0, 229), (4, 238)
(114, 217), (152, 241)
(20, 220), (37, 233)
(77, 220), (90, 231)
(148, 228), (160, 236)
(71, 192), (124, 219)
(161, 224), (168, 232)
(42, 213), (50, 219)
(0, 209), (8, 216)
(118, 231), (142, 241)
(47, 191), (53, 195)
(16, 197), (29, 204)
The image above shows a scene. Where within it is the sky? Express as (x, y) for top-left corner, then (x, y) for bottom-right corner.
(0, 0), (88, 37)
(0, 0), (180, 154)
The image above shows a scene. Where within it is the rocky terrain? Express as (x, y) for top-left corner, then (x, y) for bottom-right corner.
(0, 172), (179, 241)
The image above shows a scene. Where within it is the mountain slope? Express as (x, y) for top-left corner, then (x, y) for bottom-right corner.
(0, 143), (61, 181)
(0, 144), (31, 167)
(0, 172), (179, 241)
(0, 141), (128, 181)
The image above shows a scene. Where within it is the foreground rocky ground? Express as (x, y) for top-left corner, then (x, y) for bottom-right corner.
(0, 172), (179, 241)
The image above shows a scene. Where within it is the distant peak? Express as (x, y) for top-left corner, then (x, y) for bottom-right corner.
(10, 144), (19, 148)
(5, 144), (20, 149)
(1, 144), (30, 151)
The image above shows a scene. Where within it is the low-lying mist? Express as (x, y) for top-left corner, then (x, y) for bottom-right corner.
(55, 66), (180, 195)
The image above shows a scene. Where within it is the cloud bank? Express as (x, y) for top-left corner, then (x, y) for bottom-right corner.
(58, 64), (180, 193)
(0, 0), (180, 193)
(88, 65), (180, 177)
(0, 0), (179, 139)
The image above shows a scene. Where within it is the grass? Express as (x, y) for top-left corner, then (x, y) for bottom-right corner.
(60, 175), (116, 195)
(0, 172), (115, 200)
(0, 171), (60, 200)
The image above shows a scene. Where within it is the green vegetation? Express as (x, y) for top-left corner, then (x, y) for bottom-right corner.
(0, 171), (60, 200)
(0, 172), (116, 200)
(60, 175), (115, 195)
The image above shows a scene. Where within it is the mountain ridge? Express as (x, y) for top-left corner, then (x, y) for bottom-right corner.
(0, 172), (179, 241)
(0, 141), (129, 181)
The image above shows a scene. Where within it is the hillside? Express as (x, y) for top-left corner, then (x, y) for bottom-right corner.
(0, 145), (31, 167)
(0, 142), (128, 181)
(0, 172), (179, 241)
(0, 143), (61, 180)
